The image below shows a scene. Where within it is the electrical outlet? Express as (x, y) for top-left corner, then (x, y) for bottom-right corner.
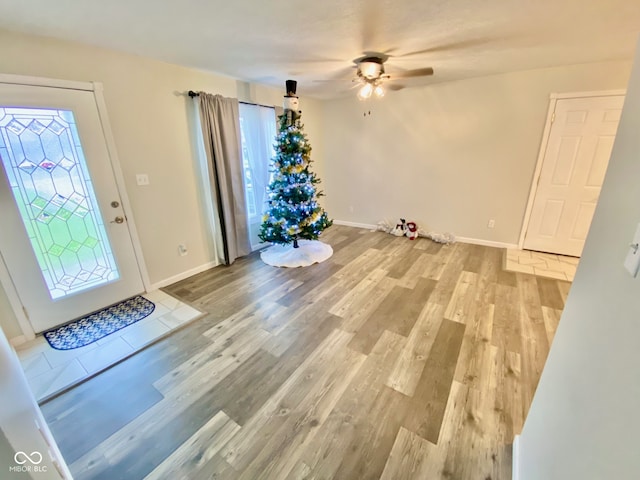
(487, 219), (495, 229)
(178, 244), (188, 256)
(136, 174), (150, 186)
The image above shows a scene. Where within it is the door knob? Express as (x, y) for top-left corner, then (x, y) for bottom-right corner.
(111, 216), (125, 224)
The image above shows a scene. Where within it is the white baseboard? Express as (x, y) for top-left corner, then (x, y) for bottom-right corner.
(333, 220), (378, 230)
(456, 236), (518, 249)
(512, 434), (521, 480)
(150, 261), (219, 290)
(9, 335), (27, 348)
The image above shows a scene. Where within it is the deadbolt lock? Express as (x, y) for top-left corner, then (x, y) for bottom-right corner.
(111, 201), (120, 208)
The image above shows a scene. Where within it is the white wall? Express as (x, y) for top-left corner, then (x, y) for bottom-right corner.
(321, 60), (631, 244)
(0, 318), (72, 479)
(517, 38), (640, 479)
(0, 28), (323, 339)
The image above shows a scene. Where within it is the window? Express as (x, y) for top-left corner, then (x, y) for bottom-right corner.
(238, 104), (276, 250)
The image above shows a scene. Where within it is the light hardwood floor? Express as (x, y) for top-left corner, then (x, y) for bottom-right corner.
(41, 225), (570, 480)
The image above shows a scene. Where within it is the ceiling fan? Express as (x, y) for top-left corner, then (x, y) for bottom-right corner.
(350, 53), (434, 99)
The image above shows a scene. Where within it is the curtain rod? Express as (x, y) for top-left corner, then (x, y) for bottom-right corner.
(187, 91), (275, 109)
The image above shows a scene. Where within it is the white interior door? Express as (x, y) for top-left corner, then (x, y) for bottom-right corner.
(0, 82), (144, 333)
(523, 95), (624, 257)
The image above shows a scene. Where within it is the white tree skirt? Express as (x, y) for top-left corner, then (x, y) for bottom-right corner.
(260, 240), (333, 268)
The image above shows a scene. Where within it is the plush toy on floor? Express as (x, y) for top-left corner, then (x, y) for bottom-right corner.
(405, 221), (418, 240)
(376, 218), (456, 245)
(391, 218), (407, 236)
(387, 218), (417, 238)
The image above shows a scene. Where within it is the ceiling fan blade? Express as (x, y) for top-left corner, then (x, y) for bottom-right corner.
(361, 0), (384, 51)
(391, 67), (434, 79)
(387, 84), (406, 91)
(394, 36), (510, 58)
(295, 56), (347, 64)
(312, 65), (356, 83)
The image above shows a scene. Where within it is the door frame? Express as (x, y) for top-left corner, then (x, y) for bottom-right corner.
(517, 89), (627, 251)
(0, 73), (151, 343)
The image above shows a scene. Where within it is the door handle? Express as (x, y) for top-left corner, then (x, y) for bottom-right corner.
(111, 216), (125, 224)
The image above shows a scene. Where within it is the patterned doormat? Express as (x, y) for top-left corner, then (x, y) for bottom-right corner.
(43, 296), (155, 350)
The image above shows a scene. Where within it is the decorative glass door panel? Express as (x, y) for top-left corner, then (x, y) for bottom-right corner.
(0, 107), (119, 299)
(0, 81), (144, 333)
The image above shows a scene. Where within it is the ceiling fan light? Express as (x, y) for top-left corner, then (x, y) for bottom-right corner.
(359, 61), (383, 79)
(358, 83), (373, 100)
(374, 85), (385, 98)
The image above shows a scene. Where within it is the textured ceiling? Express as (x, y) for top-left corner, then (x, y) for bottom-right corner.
(0, 0), (638, 99)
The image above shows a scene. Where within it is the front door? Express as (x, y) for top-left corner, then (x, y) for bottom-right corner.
(523, 95), (624, 257)
(0, 81), (144, 333)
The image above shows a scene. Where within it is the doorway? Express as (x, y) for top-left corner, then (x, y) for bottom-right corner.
(520, 91), (625, 258)
(0, 76), (148, 335)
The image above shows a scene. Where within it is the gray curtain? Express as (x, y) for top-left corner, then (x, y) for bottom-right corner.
(197, 93), (251, 264)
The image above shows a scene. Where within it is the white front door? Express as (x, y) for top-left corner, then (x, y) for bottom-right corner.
(0, 81), (145, 333)
(523, 95), (624, 257)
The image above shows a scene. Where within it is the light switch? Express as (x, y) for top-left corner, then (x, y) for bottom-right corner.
(623, 223), (640, 277)
(136, 174), (149, 186)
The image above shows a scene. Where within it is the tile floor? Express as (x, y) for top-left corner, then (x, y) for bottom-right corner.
(504, 249), (579, 281)
(15, 290), (203, 402)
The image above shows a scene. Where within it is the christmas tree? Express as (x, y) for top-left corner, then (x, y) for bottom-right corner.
(258, 81), (332, 249)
